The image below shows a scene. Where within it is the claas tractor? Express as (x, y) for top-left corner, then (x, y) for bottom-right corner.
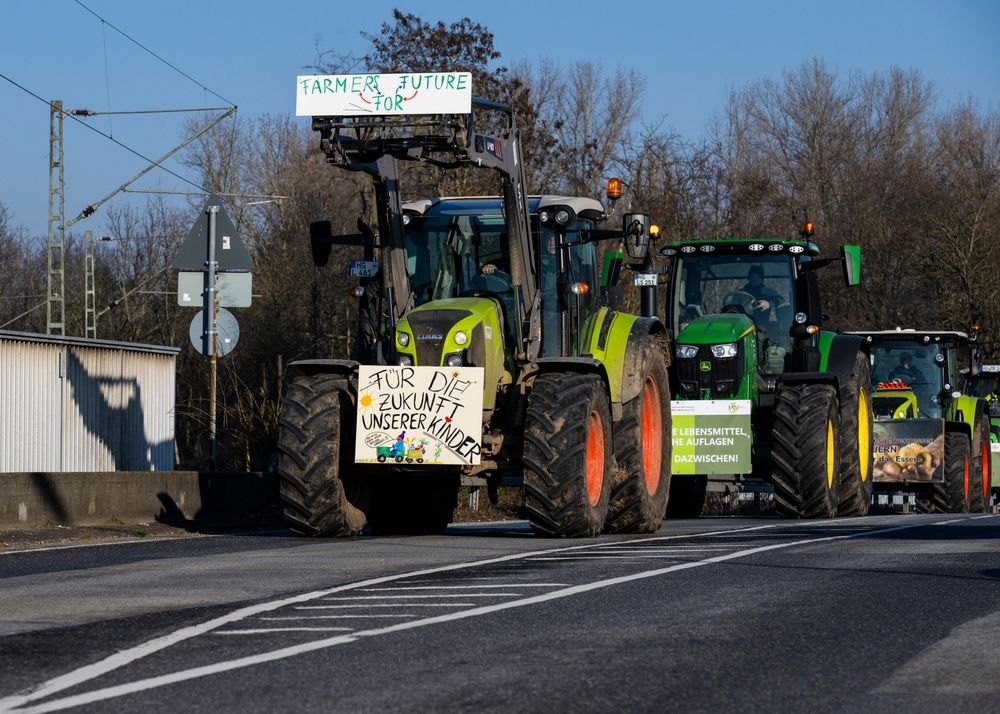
(659, 224), (873, 518)
(280, 72), (670, 537)
(851, 330), (992, 512)
(967, 363), (1000, 507)
(848, 330), (991, 513)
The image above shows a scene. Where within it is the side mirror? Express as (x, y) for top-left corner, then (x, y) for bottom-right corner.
(309, 217), (378, 267)
(841, 244), (861, 286)
(309, 220), (334, 267)
(622, 213), (651, 260)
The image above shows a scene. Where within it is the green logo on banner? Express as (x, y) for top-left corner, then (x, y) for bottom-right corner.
(699, 361), (711, 372)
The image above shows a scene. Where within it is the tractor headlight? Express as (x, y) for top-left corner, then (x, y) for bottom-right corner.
(397, 332), (410, 347)
(676, 344), (699, 359)
(445, 353), (464, 367)
(710, 343), (738, 358)
(453, 330), (468, 346)
(398, 355), (413, 366)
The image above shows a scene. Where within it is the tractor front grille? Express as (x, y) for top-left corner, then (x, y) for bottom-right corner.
(675, 344), (744, 399)
(407, 309), (472, 366)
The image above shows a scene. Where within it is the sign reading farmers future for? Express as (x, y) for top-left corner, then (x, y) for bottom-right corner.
(296, 72), (472, 117)
(670, 400), (752, 475)
(355, 365), (484, 466)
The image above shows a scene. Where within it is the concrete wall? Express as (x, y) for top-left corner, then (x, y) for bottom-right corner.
(0, 472), (276, 528)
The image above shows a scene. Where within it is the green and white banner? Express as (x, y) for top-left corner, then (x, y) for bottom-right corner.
(670, 400), (752, 475)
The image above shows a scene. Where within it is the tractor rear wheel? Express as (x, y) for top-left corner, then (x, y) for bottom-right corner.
(277, 373), (369, 536)
(606, 337), (671, 532)
(836, 351), (874, 516)
(665, 475), (708, 518)
(771, 383), (841, 518)
(969, 415), (990, 513)
(524, 372), (612, 537)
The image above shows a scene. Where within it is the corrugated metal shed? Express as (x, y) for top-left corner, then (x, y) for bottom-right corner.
(0, 330), (179, 472)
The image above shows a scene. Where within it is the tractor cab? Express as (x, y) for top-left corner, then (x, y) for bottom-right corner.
(862, 332), (969, 419)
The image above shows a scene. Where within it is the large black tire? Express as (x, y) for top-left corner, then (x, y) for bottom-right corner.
(606, 337), (671, 532)
(367, 471), (460, 535)
(524, 372), (612, 537)
(941, 432), (971, 514)
(836, 351), (874, 516)
(277, 373), (369, 536)
(665, 475), (708, 518)
(771, 383), (841, 518)
(969, 415), (990, 513)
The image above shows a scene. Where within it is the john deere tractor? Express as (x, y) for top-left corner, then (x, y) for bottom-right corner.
(856, 330), (992, 513)
(279, 72), (670, 537)
(658, 225), (873, 519)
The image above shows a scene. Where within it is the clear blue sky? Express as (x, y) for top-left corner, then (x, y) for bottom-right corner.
(2, 0), (998, 239)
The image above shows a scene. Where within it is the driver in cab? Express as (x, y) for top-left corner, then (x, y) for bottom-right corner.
(742, 264), (783, 314)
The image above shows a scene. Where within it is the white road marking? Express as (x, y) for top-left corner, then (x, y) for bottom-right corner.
(0, 519), (936, 714)
(322, 594), (521, 600)
(296, 604), (477, 609)
(257, 616), (413, 621)
(361, 584), (567, 590)
(530, 556), (692, 561)
(215, 628), (353, 635)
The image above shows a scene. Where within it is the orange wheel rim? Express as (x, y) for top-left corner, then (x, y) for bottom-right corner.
(963, 454), (970, 498)
(983, 441), (991, 501)
(640, 376), (663, 494)
(586, 411), (605, 507)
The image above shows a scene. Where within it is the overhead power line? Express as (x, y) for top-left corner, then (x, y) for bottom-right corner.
(72, 0), (235, 107)
(0, 71), (217, 196)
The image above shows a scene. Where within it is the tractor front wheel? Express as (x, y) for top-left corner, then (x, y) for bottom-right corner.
(943, 432), (972, 514)
(606, 337), (671, 532)
(969, 415), (990, 513)
(771, 383), (841, 518)
(524, 372), (612, 537)
(277, 373), (369, 536)
(836, 351), (874, 517)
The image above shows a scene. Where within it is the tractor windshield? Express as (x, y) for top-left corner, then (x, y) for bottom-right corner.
(404, 214), (512, 306)
(868, 340), (945, 418)
(672, 253), (795, 352)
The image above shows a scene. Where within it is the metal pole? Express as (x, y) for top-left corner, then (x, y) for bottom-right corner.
(206, 206), (219, 470)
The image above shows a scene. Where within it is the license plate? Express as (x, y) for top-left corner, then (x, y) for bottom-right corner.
(633, 273), (657, 287)
(350, 260), (380, 278)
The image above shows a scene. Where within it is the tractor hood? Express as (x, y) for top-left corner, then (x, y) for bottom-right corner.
(677, 313), (755, 346)
(394, 296), (507, 409)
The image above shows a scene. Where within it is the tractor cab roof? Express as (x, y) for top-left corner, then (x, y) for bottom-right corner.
(403, 195), (606, 222)
(659, 238), (820, 258)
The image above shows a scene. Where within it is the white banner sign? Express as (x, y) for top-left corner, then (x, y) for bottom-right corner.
(355, 365), (484, 466)
(296, 72), (472, 117)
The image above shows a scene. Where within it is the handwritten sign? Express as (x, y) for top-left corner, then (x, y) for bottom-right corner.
(296, 72), (472, 117)
(355, 365), (484, 466)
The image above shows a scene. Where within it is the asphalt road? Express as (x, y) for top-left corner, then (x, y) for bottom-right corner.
(1, 514), (999, 713)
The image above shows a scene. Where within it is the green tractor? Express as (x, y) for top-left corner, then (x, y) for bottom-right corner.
(279, 72), (670, 537)
(658, 225), (873, 518)
(850, 330), (991, 512)
(967, 363), (1000, 508)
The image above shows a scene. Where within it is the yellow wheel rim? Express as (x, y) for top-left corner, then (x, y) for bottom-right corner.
(827, 419), (836, 489)
(858, 388), (871, 482)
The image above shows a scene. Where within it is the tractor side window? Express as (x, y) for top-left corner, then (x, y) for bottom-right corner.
(568, 238), (600, 355)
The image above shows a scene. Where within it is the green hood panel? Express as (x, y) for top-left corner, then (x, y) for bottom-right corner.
(677, 314), (755, 345)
